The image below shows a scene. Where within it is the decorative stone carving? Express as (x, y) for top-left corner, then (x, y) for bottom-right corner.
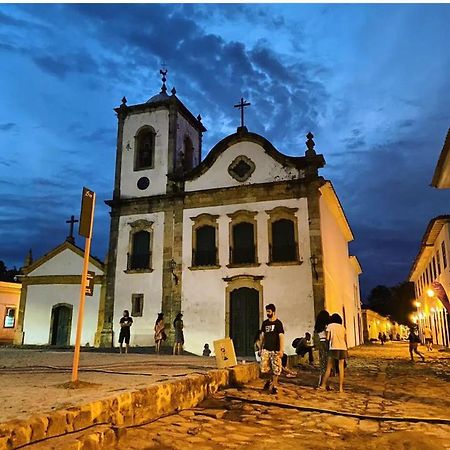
(128, 219), (154, 230)
(228, 155), (255, 182)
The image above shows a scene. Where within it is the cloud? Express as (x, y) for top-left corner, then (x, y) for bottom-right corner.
(0, 122), (17, 131)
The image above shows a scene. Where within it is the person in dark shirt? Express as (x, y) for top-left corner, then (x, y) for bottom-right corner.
(259, 303), (285, 395)
(408, 326), (425, 362)
(119, 310), (133, 354)
(295, 332), (314, 364)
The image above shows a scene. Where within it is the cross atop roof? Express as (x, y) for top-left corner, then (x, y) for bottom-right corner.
(66, 215), (79, 244)
(234, 97), (251, 129)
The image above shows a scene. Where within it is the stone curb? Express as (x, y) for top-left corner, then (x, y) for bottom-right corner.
(0, 363), (259, 450)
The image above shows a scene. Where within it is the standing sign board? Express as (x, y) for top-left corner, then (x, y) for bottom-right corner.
(71, 187), (96, 383)
(85, 271), (95, 296)
(213, 338), (238, 369)
(79, 187), (95, 238)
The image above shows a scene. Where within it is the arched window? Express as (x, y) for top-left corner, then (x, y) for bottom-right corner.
(134, 127), (155, 170)
(183, 136), (194, 172)
(271, 219), (297, 262)
(129, 230), (151, 270)
(232, 222), (255, 264)
(194, 225), (217, 266)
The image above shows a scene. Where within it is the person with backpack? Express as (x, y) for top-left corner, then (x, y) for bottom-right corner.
(408, 326), (425, 362)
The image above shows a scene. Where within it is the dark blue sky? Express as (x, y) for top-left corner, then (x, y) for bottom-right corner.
(1, 4), (449, 298)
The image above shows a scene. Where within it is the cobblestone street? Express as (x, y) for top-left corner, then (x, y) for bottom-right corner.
(2, 342), (449, 449)
(114, 342), (450, 450)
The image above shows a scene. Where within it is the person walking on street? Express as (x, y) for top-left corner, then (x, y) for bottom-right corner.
(314, 310), (330, 388)
(318, 313), (348, 393)
(259, 303), (285, 395)
(173, 313), (184, 355)
(119, 310), (133, 354)
(423, 325), (433, 351)
(408, 326), (425, 362)
(154, 313), (165, 354)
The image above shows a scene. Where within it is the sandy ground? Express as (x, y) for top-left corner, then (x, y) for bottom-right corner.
(0, 348), (216, 422)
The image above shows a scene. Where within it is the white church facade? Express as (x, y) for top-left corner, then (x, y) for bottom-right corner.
(97, 74), (363, 356)
(15, 73), (363, 356)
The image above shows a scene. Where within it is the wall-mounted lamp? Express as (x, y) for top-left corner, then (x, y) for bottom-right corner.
(170, 258), (179, 285)
(310, 255), (319, 280)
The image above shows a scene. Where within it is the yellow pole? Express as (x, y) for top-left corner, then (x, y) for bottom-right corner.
(71, 191), (96, 383)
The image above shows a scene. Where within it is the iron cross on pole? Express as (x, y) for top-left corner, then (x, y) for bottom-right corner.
(66, 215), (79, 243)
(234, 97), (251, 128)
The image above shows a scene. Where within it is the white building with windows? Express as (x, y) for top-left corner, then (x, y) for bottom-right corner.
(96, 74), (363, 356)
(14, 73), (363, 355)
(409, 217), (450, 347)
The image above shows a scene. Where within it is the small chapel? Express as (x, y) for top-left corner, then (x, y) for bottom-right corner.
(16, 71), (363, 356)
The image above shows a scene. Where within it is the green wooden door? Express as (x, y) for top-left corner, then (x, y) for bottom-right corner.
(51, 305), (72, 346)
(230, 287), (259, 356)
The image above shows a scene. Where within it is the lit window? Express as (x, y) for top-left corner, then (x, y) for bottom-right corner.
(3, 307), (15, 328)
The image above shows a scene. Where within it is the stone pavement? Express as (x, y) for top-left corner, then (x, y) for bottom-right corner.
(0, 348), (216, 422)
(2, 342), (450, 449)
(111, 341), (450, 450)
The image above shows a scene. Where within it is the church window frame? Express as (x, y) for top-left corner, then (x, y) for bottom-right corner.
(182, 135), (195, 172)
(190, 214), (220, 270)
(266, 206), (301, 266)
(3, 306), (16, 328)
(227, 210), (259, 268)
(131, 293), (144, 317)
(134, 126), (156, 171)
(125, 219), (154, 273)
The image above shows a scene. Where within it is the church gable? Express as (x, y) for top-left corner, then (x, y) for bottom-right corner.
(25, 242), (104, 277)
(185, 132), (306, 192)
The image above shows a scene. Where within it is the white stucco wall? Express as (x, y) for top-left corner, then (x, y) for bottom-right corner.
(23, 284), (101, 345)
(185, 141), (305, 192)
(181, 198), (315, 356)
(120, 109), (169, 198)
(320, 196), (361, 348)
(113, 212), (165, 346)
(29, 249), (102, 277)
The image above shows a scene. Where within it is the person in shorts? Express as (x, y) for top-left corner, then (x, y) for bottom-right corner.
(119, 310), (133, 354)
(423, 325), (433, 351)
(259, 303), (285, 395)
(318, 313), (347, 393)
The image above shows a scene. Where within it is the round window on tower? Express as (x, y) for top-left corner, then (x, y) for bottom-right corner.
(137, 177), (150, 190)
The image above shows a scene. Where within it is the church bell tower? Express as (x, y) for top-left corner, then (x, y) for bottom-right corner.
(112, 69), (206, 200)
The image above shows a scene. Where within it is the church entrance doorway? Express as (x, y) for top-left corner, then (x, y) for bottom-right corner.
(50, 304), (73, 346)
(230, 287), (259, 356)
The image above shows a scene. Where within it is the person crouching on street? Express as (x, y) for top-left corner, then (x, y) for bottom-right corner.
(259, 303), (285, 395)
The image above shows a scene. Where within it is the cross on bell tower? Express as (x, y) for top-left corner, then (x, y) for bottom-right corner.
(66, 215), (79, 244)
(234, 97), (251, 132)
